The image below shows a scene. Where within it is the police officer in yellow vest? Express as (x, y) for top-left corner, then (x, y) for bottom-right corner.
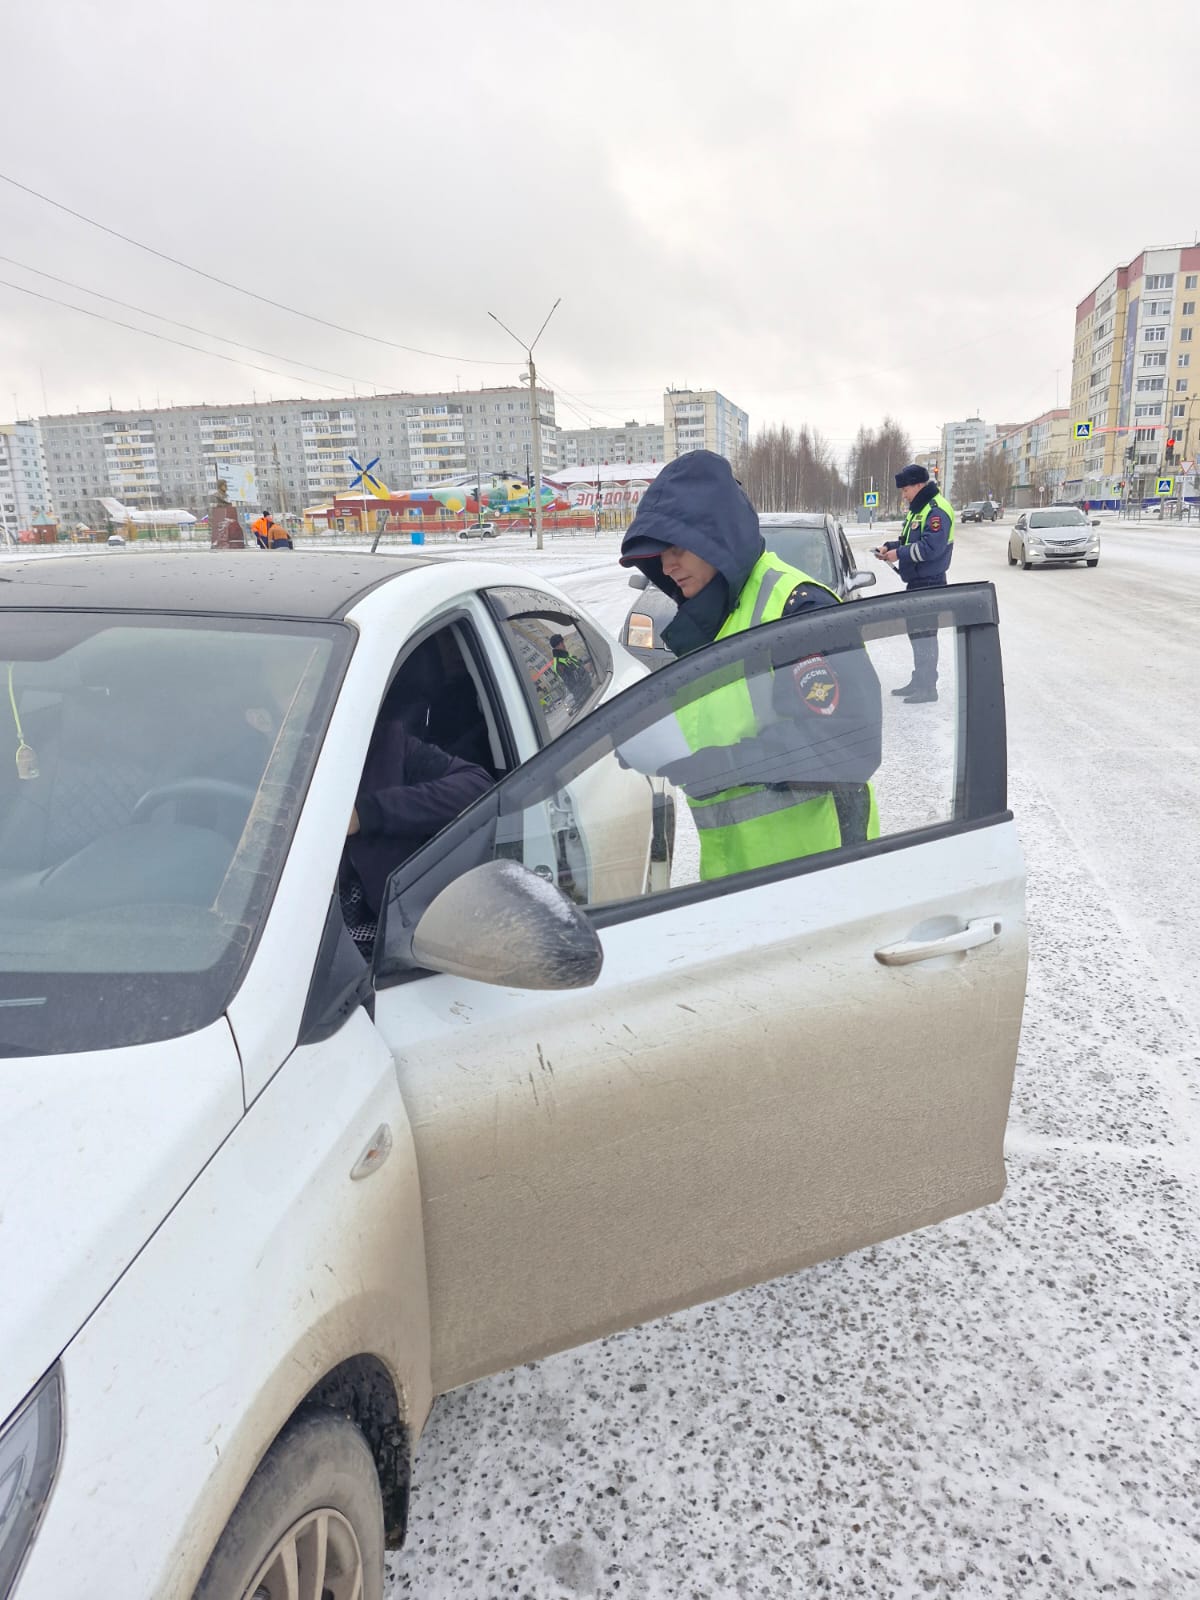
(619, 451), (881, 882)
(876, 463), (955, 703)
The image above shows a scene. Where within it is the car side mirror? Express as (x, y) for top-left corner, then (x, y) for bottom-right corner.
(1091, 519), (1101, 527)
(847, 570), (877, 591)
(411, 859), (603, 989)
(627, 570), (649, 590)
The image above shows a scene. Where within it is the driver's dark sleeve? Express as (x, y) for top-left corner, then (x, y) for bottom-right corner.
(659, 584), (882, 796)
(355, 732), (493, 838)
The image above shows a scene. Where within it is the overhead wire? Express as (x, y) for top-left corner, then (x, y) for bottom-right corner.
(0, 254), (388, 390)
(0, 276), (355, 394)
(0, 169), (513, 367)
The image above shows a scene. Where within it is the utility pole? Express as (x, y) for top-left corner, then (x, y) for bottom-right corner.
(273, 442), (287, 517)
(488, 299), (560, 551)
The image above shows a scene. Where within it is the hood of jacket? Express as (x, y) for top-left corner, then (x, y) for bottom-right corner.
(620, 451), (764, 609)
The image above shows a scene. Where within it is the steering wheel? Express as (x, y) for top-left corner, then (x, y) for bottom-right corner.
(131, 778), (258, 842)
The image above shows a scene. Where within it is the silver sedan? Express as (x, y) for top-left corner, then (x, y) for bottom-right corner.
(1008, 506), (1101, 568)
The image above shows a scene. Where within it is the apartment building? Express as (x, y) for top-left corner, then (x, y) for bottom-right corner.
(39, 386), (558, 526)
(939, 418), (997, 502)
(663, 388), (748, 464)
(1066, 244), (1200, 499)
(559, 420), (665, 468)
(0, 420), (54, 540)
(989, 409), (1071, 508)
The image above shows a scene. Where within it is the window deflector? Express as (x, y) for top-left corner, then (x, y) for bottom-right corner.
(374, 582), (1004, 985)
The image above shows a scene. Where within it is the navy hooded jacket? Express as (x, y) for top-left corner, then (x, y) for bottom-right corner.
(618, 451), (881, 810)
(620, 451), (838, 654)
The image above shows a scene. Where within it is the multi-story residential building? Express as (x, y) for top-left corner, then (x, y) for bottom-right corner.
(559, 421), (665, 468)
(1066, 244), (1200, 499)
(407, 405), (469, 488)
(0, 420), (54, 541)
(38, 386), (558, 527)
(663, 388), (748, 464)
(989, 409), (1071, 508)
(939, 418), (997, 502)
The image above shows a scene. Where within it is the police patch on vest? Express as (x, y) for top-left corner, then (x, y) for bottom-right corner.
(792, 654), (839, 715)
(927, 513), (944, 532)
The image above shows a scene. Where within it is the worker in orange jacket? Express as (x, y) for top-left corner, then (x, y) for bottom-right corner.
(251, 511), (293, 551)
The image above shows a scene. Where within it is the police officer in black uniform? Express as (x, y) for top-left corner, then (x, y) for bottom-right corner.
(875, 463), (955, 703)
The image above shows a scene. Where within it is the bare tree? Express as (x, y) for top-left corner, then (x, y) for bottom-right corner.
(952, 452), (1013, 505)
(736, 424), (846, 512)
(845, 417), (913, 517)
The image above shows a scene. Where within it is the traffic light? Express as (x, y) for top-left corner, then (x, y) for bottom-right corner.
(1166, 435), (1177, 464)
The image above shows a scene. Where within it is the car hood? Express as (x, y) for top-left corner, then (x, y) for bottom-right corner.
(0, 1019), (243, 1420)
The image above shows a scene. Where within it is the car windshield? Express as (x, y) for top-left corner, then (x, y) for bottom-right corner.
(758, 524), (837, 587)
(967, 502), (987, 511)
(1029, 509), (1087, 528)
(0, 613), (351, 1056)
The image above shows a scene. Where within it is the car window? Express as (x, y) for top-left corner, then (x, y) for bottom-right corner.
(1029, 509), (1087, 528)
(485, 586), (612, 742)
(377, 585), (1005, 981)
(0, 613), (350, 1055)
(758, 526), (838, 588)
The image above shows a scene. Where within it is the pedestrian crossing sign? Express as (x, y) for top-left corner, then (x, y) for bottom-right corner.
(863, 491), (879, 508)
(1074, 422), (1091, 439)
(1156, 477), (1174, 496)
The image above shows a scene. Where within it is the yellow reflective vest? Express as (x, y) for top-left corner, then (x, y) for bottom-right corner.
(674, 551), (879, 881)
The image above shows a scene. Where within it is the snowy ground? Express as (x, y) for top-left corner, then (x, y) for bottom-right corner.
(379, 518), (1200, 1598)
(10, 520), (1198, 1594)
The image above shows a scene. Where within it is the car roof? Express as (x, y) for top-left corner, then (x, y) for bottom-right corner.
(0, 551), (436, 620)
(758, 512), (831, 529)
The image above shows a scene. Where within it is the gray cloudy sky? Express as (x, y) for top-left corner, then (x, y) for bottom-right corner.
(2, 0), (1196, 458)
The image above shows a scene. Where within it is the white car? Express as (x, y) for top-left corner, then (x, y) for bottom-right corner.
(456, 521), (498, 539)
(0, 554), (1026, 1599)
(1008, 506), (1101, 568)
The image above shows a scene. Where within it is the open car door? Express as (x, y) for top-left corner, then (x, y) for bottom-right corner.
(370, 583), (1027, 1395)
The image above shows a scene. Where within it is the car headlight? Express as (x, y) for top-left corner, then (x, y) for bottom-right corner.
(0, 1367), (63, 1599)
(626, 613), (657, 651)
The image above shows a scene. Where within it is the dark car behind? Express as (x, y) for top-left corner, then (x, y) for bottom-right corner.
(620, 512), (876, 669)
(960, 500), (999, 523)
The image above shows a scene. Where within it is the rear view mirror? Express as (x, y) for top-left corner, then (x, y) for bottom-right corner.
(627, 570), (649, 590)
(848, 570), (877, 592)
(1091, 519), (1101, 527)
(411, 859), (603, 989)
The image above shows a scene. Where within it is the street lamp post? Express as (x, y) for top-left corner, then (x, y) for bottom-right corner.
(488, 299), (561, 552)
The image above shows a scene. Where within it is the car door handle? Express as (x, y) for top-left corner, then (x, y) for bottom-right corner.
(874, 918), (1002, 966)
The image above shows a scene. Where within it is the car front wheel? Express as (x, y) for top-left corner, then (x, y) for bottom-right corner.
(1021, 546), (1032, 570)
(195, 1411), (384, 1600)
(1007, 543), (1016, 566)
(1087, 557), (1099, 567)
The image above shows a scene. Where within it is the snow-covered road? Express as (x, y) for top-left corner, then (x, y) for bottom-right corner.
(386, 519), (1200, 1598)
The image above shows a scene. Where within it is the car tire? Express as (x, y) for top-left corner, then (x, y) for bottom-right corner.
(1021, 548), (1032, 570)
(194, 1411), (384, 1600)
(1007, 544), (1016, 566)
(1087, 558), (1099, 567)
